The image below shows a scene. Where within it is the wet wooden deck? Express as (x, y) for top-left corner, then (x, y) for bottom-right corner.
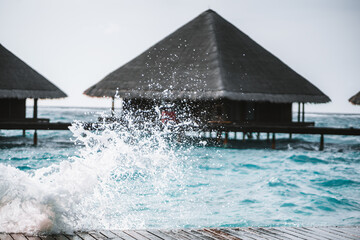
(1, 226), (360, 240)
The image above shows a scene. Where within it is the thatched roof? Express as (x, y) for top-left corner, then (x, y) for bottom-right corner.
(0, 44), (67, 99)
(349, 91), (360, 105)
(84, 10), (330, 104)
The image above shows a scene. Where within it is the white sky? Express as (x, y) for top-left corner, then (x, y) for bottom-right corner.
(0, 0), (359, 113)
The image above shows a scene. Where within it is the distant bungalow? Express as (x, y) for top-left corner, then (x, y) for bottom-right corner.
(349, 91), (360, 105)
(0, 44), (66, 122)
(84, 10), (330, 125)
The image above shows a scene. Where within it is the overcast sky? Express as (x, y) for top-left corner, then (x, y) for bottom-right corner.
(0, 0), (359, 113)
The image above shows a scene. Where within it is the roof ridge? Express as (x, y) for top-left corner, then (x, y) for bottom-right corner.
(208, 12), (226, 92)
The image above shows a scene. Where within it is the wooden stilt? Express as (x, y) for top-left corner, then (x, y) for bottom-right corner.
(33, 98), (38, 145)
(289, 133), (292, 139)
(234, 132), (237, 140)
(302, 102), (305, 122)
(319, 134), (324, 151)
(217, 131), (221, 142)
(111, 97), (115, 115)
(242, 132), (246, 141)
(271, 133), (276, 149)
(22, 129), (26, 137)
(257, 132), (260, 140)
(33, 98), (38, 119)
(224, 132), (228, 145)
(266, 132), (270, 142)
(298, 102), (300, 122)
(34, 130), (37, 145)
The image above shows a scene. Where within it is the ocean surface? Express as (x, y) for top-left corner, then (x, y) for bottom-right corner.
(0, 106), (359, 233)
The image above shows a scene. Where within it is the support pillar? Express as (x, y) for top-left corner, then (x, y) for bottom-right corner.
(302, 102), (305, 122)
(272, 133), (276, 149)
(289, 133), (292, 139)
(319, 134), (324, 151)
(242, 132), (246, 142)
(33, 98), (38, 145)
(216, 131), (222, 142)
(111, 97), (115, 116)
(33, 98), (38, 119)
(266, 132), (270, 142)
(34, 130), (37, 145)
(298, 102), (300, 122)
(257, 132), (260, 140)
(224, 132), (229, 145)
(234, 132), (237, 140)
(23, 129), (26, 137)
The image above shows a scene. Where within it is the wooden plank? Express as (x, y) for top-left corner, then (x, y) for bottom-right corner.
(146, 229), (175, 240)
(0, 233), (14, 240)
(308, 227), (350, 240)
(245, 228), (282, 240)
(314, 227), (356, 240)
(0, 122), (71, 130)
(182, 230), (216, 240)
(110, 231), (137, 240)
(52, 235), (70, 240)
(98, 231), (121, 239)
(26, 237), (41, 240)
(250, 228), (285, 240)
(145, 230), (177, 240)
(5, 227), (360, 240)
(75, 232), (96, 240)
(195, 229), (229, 240)
(178, 230), (213, 240)
(231, 228), (266, 240)
(234, 228), (276, 240)
(334, 227), (360, 236)
(219, 229), (258, 240)
(285, 228), (327, 240)
(205, 229), (241, 240)
(267, 228), (308, 240)
(169, 231), (198, 240)
(39, 236), (57, 240)
(134, 230), (162, 240)
(63, 234), (82, 240)
(88, 232), (108, 240)
(10, 234), (27, 240)
(122, 230), (149, 240)
(159, 230), (191, 240)
(327, 227), (360, 239)
(302, 227), (342, 240)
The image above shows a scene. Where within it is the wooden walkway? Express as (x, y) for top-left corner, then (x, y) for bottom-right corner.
(0, 122), (71, 130)
(1, 227), (360, 240)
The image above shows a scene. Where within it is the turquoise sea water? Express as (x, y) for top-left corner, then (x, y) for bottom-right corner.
(0, 107), (359, 233)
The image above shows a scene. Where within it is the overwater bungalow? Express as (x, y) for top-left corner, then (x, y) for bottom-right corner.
(0, 43), (67, 142)
(84, 10), (330, 126)
(349, 91), (360, 105)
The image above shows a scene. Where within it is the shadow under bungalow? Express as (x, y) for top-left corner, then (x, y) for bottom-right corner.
(84, 10), (330, 128)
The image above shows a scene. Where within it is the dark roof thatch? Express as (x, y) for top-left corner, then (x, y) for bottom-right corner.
(0, 44), (67, 99)
(84, 10), (330, 103)
(349, 91), (360, 105)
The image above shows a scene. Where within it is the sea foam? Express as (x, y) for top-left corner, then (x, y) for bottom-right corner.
(0, 112), (187, 233)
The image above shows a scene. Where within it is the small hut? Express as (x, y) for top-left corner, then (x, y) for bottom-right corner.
(84, 10), (330, 125)
(0, 44), (67, 121)
(349, 91), (360, 105)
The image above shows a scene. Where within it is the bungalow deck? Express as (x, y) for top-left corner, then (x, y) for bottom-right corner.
(0, 120), (359, 149)
(1, 226), (360, 240)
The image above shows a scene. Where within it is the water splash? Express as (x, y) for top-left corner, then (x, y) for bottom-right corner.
(0, 109), (192, 233)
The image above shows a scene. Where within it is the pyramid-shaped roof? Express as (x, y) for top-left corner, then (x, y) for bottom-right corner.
(0, 44), (67, 99)
(84, 10), (330, 103)
(349, 91), (360, 105)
